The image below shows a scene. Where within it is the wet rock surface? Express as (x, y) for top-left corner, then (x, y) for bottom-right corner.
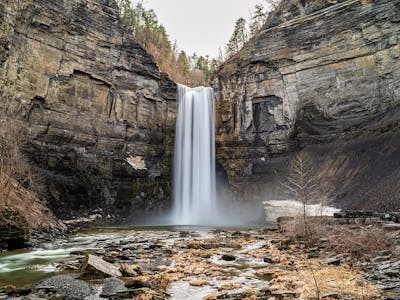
(1, 226), (398, 299)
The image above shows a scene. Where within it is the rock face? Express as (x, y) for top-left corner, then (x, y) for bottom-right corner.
(0, 0), (176, 218)
(212, 0), (400, 211)
(0, 207), (29, 249)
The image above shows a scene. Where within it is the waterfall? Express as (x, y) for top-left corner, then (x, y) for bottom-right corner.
(172, 84), (217, 225)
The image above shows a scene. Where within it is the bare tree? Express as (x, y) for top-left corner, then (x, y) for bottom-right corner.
(280, 151), (320, 242)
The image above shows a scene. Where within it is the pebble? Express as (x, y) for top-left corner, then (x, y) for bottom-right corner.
(218, 282), (242, 291)
(189, 280), (209, 287)
(263, 255), (276, 263)
(221, 254), (236, 261)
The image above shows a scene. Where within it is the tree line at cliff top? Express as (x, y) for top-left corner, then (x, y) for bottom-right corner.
(117, 0), (279, 87)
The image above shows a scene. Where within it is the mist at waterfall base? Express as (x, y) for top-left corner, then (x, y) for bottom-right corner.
(158, 84), (263, 226)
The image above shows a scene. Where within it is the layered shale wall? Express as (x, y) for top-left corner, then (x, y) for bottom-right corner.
(212, 0), (400, 211)
(0, 0), (176, 219)
(1, 0), (399, 219)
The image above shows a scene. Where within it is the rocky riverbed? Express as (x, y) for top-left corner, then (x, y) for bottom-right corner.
(0, 224), (399, 300)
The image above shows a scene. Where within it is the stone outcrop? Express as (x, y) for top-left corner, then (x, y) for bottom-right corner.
(212, 0), (400, 211)
(0, 0), (176, 218)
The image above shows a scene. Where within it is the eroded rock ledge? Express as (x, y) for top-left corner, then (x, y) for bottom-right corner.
(0, 0), (176, 219)
(212, 0), (400, 211)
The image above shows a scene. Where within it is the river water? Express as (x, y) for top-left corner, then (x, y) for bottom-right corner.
(0, 226), (272, 299)
(0, 226), (184, 286)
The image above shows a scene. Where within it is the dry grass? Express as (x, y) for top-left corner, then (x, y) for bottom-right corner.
(279, 216), (329, 246)
(269, 265), (380, 299)
(280, 216), (395, 261)
(327, 226), (394, 260)
(1, 177), (58, 229)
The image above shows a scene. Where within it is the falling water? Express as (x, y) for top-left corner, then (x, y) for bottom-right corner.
(172, 84), (216, 225)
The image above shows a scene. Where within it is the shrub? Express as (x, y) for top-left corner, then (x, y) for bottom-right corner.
(328, 225), (394, 260)
(0, 115), (56, 231)
(0, 116), (41, 205)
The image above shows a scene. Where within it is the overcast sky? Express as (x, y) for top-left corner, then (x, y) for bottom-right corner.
(142, 0), (265, 58)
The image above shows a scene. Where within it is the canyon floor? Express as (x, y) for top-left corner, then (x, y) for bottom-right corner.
(1, 220), (399, 300)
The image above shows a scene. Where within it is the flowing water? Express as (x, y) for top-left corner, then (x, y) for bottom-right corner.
(0, 226), (181, 287)
(172, 85), (217, 225)
(0, 226), (271, 299)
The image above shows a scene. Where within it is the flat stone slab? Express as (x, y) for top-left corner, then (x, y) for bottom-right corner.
(81, 254), (122, 278)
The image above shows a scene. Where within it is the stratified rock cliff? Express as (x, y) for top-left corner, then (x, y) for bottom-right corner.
(0, 0), (176, 219)
(212, 0), (400, 211)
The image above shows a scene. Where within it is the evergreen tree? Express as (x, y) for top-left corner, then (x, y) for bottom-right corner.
(250, 4), (267, 36)
(226, 17), (248, 58)
(178, 51), (190, 76)
(117, 1), (216, 86)
(224, 1), (281, 59)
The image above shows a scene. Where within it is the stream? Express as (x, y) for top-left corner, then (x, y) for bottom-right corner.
(0, 226), (273, 299)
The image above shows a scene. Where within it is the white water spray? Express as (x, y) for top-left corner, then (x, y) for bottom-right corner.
(172, 84), (217, 225)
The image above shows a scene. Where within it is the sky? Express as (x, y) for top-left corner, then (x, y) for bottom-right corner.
(142, 0), (265, 58)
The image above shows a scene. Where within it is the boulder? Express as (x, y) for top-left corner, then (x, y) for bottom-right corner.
(101, 277), (128, 297)
(80, 254), (122, 279)
(35, 274), (92, 300)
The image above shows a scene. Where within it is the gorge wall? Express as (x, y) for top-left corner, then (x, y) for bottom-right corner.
(1, 0), (399, 222)
(212, 0), (400, 211)
(0, 0), (176, 219)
